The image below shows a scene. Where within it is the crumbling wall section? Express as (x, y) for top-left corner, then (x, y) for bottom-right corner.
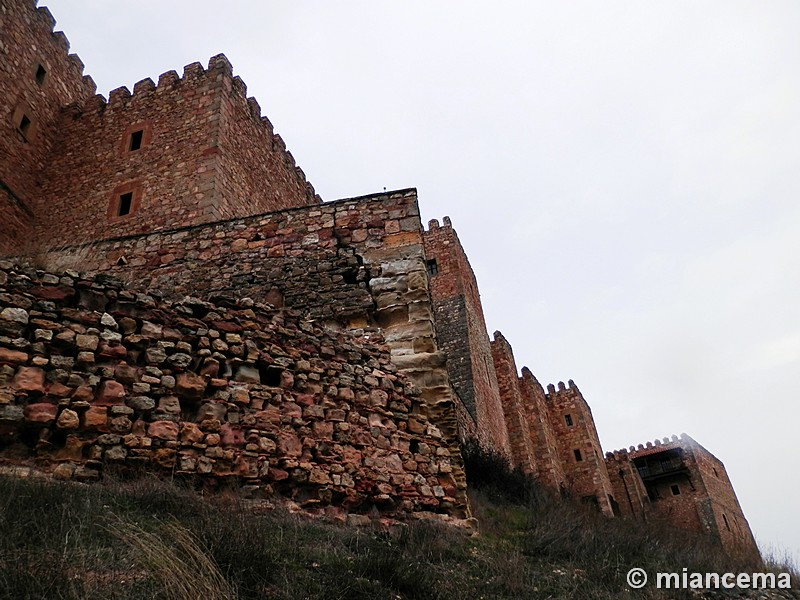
(0, 262), (465, 516)
(31, 190), (469, 515)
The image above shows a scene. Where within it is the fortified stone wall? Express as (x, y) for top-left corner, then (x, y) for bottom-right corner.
(423, 218), (510, 455)
(0, 262), (465, 516)
(32, 189), (469, 514)
(217, 72), (320, 221)
(604, 449), (649, 520)
(692, 443), (757, 554)
(518, 368), (566, 490)
(0, 186), (32, 257)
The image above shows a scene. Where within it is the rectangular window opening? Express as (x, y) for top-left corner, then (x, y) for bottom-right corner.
(426, 258), (438, 276)
(670, 484), (680, 496)
(35, 64), (47, 86)
(574, 448), (583, 462)
(18, 114), (32, 137)
(564, 414), (573, 427)
(118, 192), (133, 216)
(129, 130), (144, 151)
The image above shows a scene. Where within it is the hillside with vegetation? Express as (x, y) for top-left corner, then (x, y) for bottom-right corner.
(0, 444), (795, 599)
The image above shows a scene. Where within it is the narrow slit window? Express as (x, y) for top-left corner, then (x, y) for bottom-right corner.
(670, 484), (680, 496)
(129, 130), (144, 151)
(118, 192), (133, 216)
(564, 414), (573, 427)
(574, 449), (583, 462)
(426, 259), (438, 276)
(35, 64), (47, 86)
(722, 514), (731, 531)
(18, 114), (32, 137)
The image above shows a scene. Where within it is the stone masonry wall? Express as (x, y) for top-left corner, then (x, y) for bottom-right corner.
(27, 54), (318, 249)
(32, 189), (469, 515)
(490, 332), (537, 473)
(0, 262), (465, 516)
(519, 367), (566, 490)
(0, 186), (33, 257)
(423, 218), (511, 457)
(1, 0), (96, 222)
(604, 449), (649, 520)
(217, 72), (320, 219)
(544, 381), (614, 515)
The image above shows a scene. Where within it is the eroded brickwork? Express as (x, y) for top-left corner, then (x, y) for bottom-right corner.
(0, 263), (465, 516)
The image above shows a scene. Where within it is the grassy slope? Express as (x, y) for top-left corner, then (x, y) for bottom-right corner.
(0, 468), (795, 599)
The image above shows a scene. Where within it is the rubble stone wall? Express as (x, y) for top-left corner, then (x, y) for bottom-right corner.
(0, 262), (465, 516)
(28, 189), (470, 515)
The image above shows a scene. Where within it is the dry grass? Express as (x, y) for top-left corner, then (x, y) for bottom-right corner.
(0, 471), (795, 600)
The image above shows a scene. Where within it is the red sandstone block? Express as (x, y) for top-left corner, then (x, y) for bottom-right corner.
(12, 367), (45, 392)
(0, 348), (28, 364)
(94, 380), (126, 405)
(24, 402), (58, 424)
(83, 406), (108, 430)
(148, 421), (179, 441)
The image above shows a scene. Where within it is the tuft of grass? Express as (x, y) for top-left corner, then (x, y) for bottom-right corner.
(107, 519), (235, 600)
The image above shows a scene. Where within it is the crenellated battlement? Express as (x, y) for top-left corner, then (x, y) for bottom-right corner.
(24, 1), (95, 98)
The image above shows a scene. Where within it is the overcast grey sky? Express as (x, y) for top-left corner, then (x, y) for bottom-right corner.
(46, 0), (800, 564)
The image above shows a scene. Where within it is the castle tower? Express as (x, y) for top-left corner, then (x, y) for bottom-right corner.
(518, 367), (566, 490)
(1, 0), (320, 253)
(489, 332), (537, 472)
(423, 218), (512, 456)
(545, 380), (615, 515)
(0, 0), (97, 254)
(606, 435), (759, 557)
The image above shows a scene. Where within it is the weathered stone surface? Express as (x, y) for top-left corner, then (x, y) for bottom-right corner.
(12, 367), (45, 392)
(24, 402), (58, 424)
(148, 421), (179, 441)
(176, 372), (206, 399)
(95, 380), (126, 405)
(1, 308), (28, 325)
(57, 408), (80, 429)
(0, 348), (28, 364)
